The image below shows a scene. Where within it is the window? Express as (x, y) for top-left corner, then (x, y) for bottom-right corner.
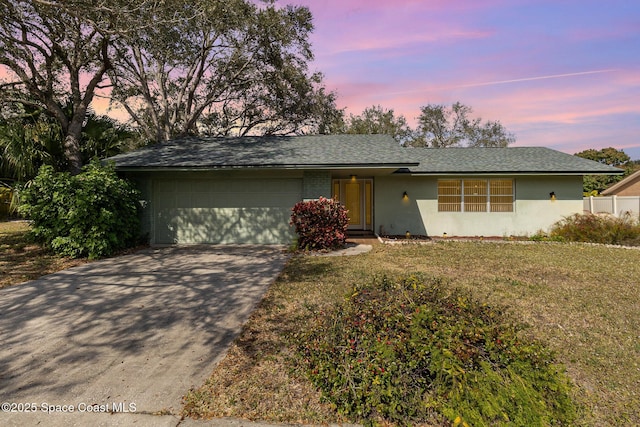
(438, 179), (513, 212)
(437, 180), (462, 212)
(463, 179), (487, 212)
(490, 179), (514, 212)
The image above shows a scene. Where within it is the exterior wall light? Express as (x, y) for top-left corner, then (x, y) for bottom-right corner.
(550, 191), (556, 201)
(402, 191), (409, 200)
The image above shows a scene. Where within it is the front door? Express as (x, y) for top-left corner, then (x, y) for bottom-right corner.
(332, 178), (373, 230)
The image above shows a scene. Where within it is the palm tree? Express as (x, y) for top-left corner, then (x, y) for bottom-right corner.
(80, 113), (140, 163)
(0, 102), (142, 183)
(0, 105), (66, 182)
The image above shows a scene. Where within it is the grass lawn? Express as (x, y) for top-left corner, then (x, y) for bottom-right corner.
(183, 241), (640, 426)
(0, 221), (86, 289)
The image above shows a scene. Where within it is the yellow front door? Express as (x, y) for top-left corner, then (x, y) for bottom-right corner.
(333, 178), (372, 230)
(345, 181), (361, 226)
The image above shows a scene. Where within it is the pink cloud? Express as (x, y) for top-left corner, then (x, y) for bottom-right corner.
(287, 0), (503, 16)
(0, 68), (15, 81)
(334, 64), (640, 155)
(323, 29), (494, 57)
(289, 0), (498, 59)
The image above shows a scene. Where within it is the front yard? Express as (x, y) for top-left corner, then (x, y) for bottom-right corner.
(3, 220), (639, 425)
(0, 221), (85, 289)
(184, 241), (640, 426)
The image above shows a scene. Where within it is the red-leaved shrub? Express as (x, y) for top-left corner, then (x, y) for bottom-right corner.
(290, 197), (349, 250)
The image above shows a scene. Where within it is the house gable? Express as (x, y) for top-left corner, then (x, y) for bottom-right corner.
(601, 170), (640, 196)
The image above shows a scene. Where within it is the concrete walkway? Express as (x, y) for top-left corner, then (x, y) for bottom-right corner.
(0, 245), (290, 427)
(308, 242), (373, 257)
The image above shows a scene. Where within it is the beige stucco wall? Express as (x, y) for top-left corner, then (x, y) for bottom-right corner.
(610, 179), (640, 196)
(374, 175), (584, 237)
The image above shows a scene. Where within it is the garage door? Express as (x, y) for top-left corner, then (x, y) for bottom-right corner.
(153, 178), (302, 244)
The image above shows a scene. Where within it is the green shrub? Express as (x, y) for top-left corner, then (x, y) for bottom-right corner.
(290, 196), (349, 251)
(18, 160), (141, 259)
(299, 275), (577, 426)
(549, 212), (640, 246)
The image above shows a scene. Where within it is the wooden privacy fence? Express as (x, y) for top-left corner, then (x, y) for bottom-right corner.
(583, 196), (640, 217)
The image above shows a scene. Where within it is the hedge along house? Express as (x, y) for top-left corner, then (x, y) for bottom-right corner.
(107, 134), (622, 244)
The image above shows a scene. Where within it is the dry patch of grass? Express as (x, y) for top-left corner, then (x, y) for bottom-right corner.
(183, 242), (640, 426)
(0, 221), (86, 289)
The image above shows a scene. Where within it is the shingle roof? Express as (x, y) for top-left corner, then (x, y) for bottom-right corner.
(107, 135), (623, 175)
(405, 147), (623, 174)
(107, 134), (416, 169)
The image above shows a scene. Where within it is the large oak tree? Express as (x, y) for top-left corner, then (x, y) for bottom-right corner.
(108, 0), (338, 141)
(0, 0), (337, 174)
(0, 0), (116, 174)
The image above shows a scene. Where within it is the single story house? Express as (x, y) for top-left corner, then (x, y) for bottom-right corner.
(601, 170), (640, 196)
(107, 134), (622, 244)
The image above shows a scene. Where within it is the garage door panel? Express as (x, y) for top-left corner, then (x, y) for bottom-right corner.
(191, 181), (212, 193)
(157, 207), (294, 244)
(153, 178), (302, 244)
(177, 207), (294, 244)
(190, 192), (212, 209)
(175, 193), (192, 206)
(185, 192), (299, 209)
(156, 181), (177, 192)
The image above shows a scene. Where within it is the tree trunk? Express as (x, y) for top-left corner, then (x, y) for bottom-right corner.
(63, 134), (83, 175)
(64, 118), (85, 175)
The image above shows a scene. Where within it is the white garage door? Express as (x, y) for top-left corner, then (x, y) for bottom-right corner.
(153, 178), (302, 244)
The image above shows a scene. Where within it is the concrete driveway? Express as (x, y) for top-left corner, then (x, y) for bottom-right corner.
(0, 245), (289, 426)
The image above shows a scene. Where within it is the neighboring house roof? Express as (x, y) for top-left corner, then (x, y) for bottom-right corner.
(107, 135), (623, 175)
(601, 169), (640, 195)
(108, 134), (417, 170)
(405, 147), (623, 175)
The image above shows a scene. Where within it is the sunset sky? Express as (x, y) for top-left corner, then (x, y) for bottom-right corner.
(282, 0), (640, 159)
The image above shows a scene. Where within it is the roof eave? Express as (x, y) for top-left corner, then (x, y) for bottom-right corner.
(404, 170), (624, 176)
(114, 162), (419, 172)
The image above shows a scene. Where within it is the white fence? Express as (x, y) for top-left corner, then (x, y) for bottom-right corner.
(583, 196), (640, 217)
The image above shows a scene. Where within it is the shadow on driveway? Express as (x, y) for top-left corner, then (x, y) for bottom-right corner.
(0, 245), (289, 424)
